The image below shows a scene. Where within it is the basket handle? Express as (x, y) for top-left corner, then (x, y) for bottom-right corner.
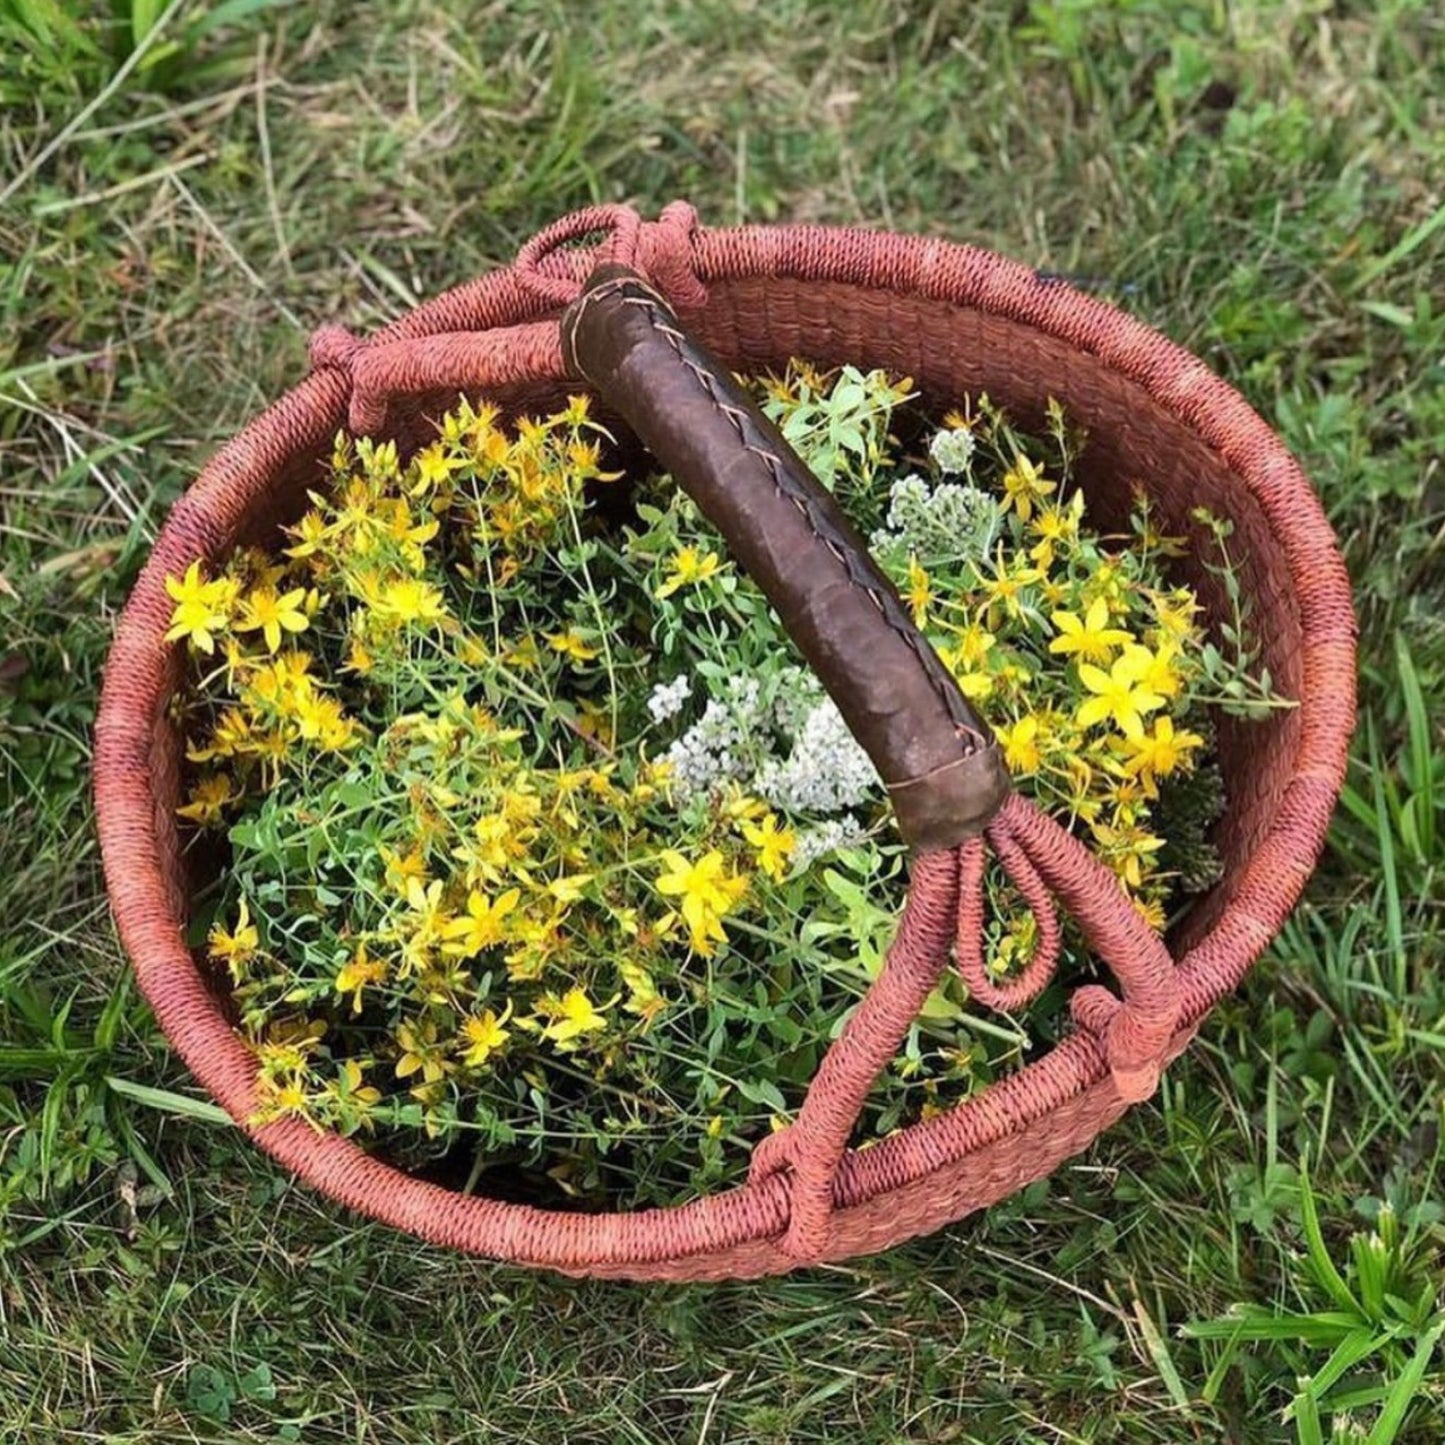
(560, 267), (1181, 1260)
(560, 265), (1011, 853)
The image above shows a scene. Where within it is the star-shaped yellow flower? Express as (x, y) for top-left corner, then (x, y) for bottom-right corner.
(441, 887), (521, 957)
(235, 585), (310, 654)
(655, 545), (722, 599)
(655, 849), (749, 955)
(741, 814), (797, 883)
(458, 1003), (513, 1068)
(1048, 597), (1132, 664)
(164, 561), (235, 654)
(1076, 646), (1166, 739)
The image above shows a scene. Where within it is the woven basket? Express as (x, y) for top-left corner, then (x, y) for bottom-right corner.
(95, 203), (1356, 1281)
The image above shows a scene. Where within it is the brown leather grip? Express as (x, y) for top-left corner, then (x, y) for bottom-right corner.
(560, 264), (1010, 850)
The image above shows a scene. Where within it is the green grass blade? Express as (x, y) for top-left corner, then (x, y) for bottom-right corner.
(105, 1075), (234, 1126)
(1352, 199), (1445, 290)
(1307, 1327), (1396, 1403)
(1364, 1321), (1445, 1445)
(1292, 1385), (1323, 1445)
(1298, 1156), (1361, 1317)
(1133, 1299), (1191, 1412)
(1394, 635), (1437, 865)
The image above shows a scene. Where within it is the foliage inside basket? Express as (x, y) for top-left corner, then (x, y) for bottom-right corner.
(167, 366), (1282, 1206)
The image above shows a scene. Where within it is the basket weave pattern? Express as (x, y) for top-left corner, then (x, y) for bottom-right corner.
(95, 206), (1356, 1280)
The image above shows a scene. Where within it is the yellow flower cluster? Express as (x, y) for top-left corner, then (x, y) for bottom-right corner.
(165, 375), (1242, 1199)
(904, 432), (1208, 935)
(173, 400), (807, 1146)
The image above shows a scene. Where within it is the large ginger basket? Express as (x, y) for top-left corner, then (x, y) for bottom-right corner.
(95, 203), (1356, 1281)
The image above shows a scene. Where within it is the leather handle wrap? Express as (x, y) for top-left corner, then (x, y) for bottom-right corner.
(561, 264), (1010, 850)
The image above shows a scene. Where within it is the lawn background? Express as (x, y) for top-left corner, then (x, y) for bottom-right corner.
(1, 2), (1441, 1440)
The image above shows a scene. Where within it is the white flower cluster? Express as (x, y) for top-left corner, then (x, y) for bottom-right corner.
(870, 470), (999, 569)
(929, 424), (976, 474)
(755, 694), (878, 814)
(792, 817), (868, 868)
(646, 674), (691, 724)
(658, 666), (880, 863)
(661, 677), (763, 797)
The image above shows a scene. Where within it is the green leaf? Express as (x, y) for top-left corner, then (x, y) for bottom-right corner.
(1365, 1321), (1444, 1444)
(1298, 1156), (1360, 1317)
(105, 1076), (234, 1127)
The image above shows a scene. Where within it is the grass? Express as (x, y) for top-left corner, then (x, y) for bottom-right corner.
(1, 0), (1442, 1439)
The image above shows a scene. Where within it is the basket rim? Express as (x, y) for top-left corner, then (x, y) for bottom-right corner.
(93, 215), (1357, 1277)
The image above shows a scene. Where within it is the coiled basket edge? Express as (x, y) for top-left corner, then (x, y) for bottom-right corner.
(94, 205), (1357, 1281)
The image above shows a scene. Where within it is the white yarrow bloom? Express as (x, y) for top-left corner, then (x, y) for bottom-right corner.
(929, 425), (976, 474)
(646, 674), (691, 724)
(756, 697), (879, 814)
(662, 675), (767, 799)
(793, 817), (868, 868)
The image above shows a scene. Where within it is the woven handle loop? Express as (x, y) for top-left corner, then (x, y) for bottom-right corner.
(748, 794), (1181, 1260)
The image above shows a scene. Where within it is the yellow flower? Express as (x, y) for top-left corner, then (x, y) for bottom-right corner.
(533, 986), (613, 1046)
(618, 957), (665, 1024)
(1134, 894), (1168, 931)
(345, 636), (375, 674)
(984, 562), (1041, 619)
(458, 1003), (513, 1068)
(442, 888), (521, 957)
(545, 873), (594, 905)
(378, 577), (448, 626)
(208, 899), (258, 982)
(719, 785), (768, 825)
(253, 1018), (326, 1079)
(1048, 597), (1132, 664)
(235, 585), (310, 654)
(177, 772), (236, 827)
(380, 845), (428, 897)
(394, 1019), (452, 1084)
(255, 1077), (312, 1124)
(410, 442), (460, 496)
(1000, 454), (1054, 520)
(1028, 501), (1081, 568)
(398, 877), (452, 976)
(943, 663), (994, 702)
(994, 715), (1041, 775)
(504, 913), (563, 983)
(381, 499), (440, 560)
(655, 849), (749, 955)
(1136, 639), (1183, 700)
(501, 634), (540, 671)
(656, 545), (722, 599)
(334, 943), (388, 1016)
(292, 690), (360, 751)
(741, 814), (796, 883)
(949, 621), (995, 670)
(1153, 589), (1200, 642)
(1076, 646), (1166, 739)
(164, 561), (234, 654)
(284, 510), (330, 560)
(1120, 715), (1204, 784)
(245, 651), (312, 714)
(906, 557), (933, 627)
(1090, 818), (1166, 890)
(328, 1060), (382, 1120)
(544, 628), (600, 663)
